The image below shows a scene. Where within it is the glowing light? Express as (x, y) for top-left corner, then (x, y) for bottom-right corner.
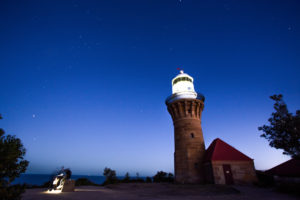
(172, 72), (196, 94)
(166, 71), (201, 104)
(44, 189), (61, 194)
(75, 188), (103, 192)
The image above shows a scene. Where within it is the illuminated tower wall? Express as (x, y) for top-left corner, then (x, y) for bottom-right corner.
(166, 71), (205, 184)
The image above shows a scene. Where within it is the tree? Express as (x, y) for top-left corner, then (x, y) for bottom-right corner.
(258, 95), (300, 158)
(0, 114), (29, 199)
(153, 171), (174, 183)
(102, 167), (118, 185)
(122, 172), (130, 183)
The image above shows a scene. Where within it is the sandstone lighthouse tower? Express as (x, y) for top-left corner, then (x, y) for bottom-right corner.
(166, 70), (205, 184)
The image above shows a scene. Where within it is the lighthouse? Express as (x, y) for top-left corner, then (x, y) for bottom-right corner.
(166, 70), (205, 184)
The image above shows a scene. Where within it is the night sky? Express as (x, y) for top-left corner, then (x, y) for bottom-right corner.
(0, 0), (299, 176)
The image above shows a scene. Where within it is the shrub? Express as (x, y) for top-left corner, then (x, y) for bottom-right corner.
(255, 170), (274, 187)
(75, 178), (98, 186)
(133, 172), (145, 183)
(41, 181), (52, 188)
(276, 182), (300, 196)
(153, 171), (174, 183)
(133, 178), (145, 183)
(0, 184), (26, 200)
(145, 176), (152, 183)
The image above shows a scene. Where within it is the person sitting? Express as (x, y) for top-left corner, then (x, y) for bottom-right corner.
(49, 173), (64, 191)
(48, 168), (73, 192)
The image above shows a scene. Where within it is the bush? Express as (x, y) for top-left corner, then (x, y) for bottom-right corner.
(120, 172), (146, 183)
(276, 182), (300, 196)
(153, 171), (174, 183)
(41, 181), (52, 188)
(145, 176), (152, 183)
(24, 181), (52, 189)
(132, 178), (145, 183)
(132, 172), (144, 183)
(0, 184), (26, 200)
(75, 178), (98, 186)
(255, 170), (274, 187)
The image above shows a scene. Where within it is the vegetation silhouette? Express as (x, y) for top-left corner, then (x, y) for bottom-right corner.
(0, 114), (29, 200)
(145, 176), (152, 183)
(101, 168), (174, 185)
(102, 168), (145, 185)
(102, 167), (118, 185)
(75, 178), (99, 186)
(122, 172), (130, 183)
(153, 171), (174, 183)
(258, 94), (300, 158)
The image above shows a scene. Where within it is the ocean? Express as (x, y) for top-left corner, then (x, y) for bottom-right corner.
(12, 174), (107, 185)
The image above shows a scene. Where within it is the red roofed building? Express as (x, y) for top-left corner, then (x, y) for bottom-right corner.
(265, 158), (300, 177)
(204, 138), (257, 184)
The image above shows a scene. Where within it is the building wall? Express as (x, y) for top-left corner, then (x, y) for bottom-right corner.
(167, 99), (205, 184)
(204, 162), (215, 183)
(210, 161), (257, 185)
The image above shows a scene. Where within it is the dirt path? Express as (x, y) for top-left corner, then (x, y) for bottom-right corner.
(22, 183), (298, 200)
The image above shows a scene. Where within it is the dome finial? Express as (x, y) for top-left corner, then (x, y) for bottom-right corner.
(177, 67), (184, 74)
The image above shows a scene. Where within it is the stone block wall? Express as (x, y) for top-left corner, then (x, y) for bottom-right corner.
(167, 99), (206, 184)
(210, 161), (257, 185)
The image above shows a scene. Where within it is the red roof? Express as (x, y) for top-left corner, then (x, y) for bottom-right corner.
(204, 138), (253, 162)
(265, 158), (300, 177)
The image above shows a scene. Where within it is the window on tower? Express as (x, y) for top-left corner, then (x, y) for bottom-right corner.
(194, 162), (198, 169)
(190, 133), (195, 138)
(172, 77), (192, 85)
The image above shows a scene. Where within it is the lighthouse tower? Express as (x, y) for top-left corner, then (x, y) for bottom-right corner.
(166, 70), (205, 184)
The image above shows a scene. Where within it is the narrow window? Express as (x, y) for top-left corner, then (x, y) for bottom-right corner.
(194, 163), (198, 168)
(173, 78), (181, 85)
(190, 133), (194, 138)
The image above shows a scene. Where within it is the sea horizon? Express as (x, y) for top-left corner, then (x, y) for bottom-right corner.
(12, 173), (146, 186)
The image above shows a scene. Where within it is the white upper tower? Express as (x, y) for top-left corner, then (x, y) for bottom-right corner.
(166, 70), (205, 104)
(172, 70), (196, 94)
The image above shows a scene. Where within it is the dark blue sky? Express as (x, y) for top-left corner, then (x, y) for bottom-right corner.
(0, 0), (299, 176)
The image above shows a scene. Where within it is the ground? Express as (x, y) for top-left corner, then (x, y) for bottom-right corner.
(22, 183), (298, 200)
